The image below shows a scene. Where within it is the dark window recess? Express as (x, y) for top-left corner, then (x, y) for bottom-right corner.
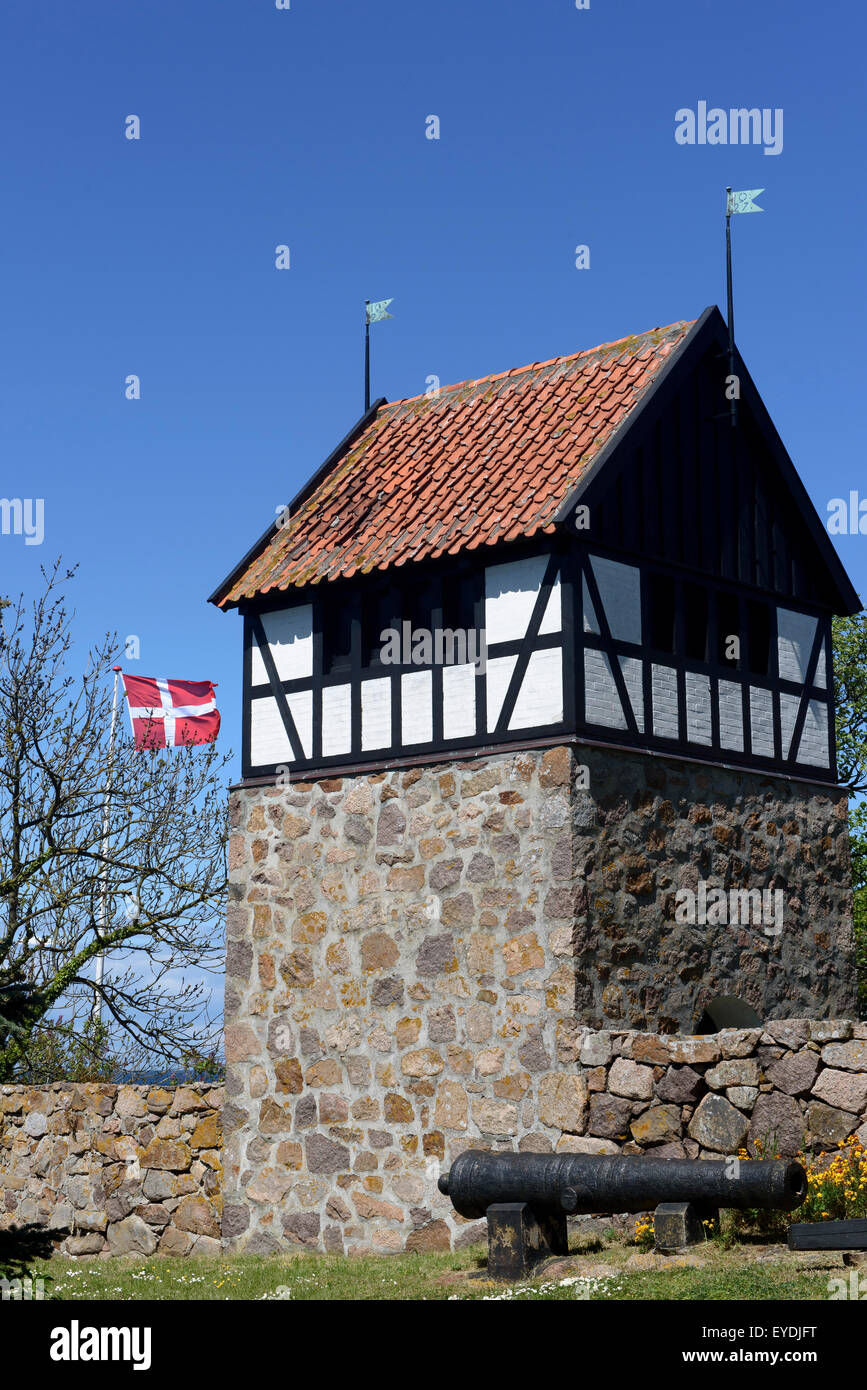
(362, 585), (397, 668)
(716, 592), (741, 665)
(441, 571), (477, 632)
(321, 596), (353, 675)
(647, 574), (676, 653)
(747, 600), (771, 675)
(402, 579), (438, 642)
(683, 583), (708, 662)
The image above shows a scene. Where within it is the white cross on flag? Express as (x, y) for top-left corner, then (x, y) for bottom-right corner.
(121, 675), (220, 750)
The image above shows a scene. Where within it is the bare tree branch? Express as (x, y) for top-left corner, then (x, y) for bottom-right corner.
(0, 563), (229, 1081)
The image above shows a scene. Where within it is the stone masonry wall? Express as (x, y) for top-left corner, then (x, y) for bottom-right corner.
(552, 1018), (867, 1160)
(569, 744), (856, 1027)
(3, 1036), (866, 1257)
(222, 743), (859, 1255)
(0, 1082), (222, 1258)
(219, 1012), (867, 1257)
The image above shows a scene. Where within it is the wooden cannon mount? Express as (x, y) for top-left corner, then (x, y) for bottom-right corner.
(438, 1151), (808, 1280)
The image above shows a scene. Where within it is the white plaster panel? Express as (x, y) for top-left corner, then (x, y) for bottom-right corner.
(249, 690), (312, 765)
(401, 670), (433, 745)
(685, 671), (712, 746)
(251, 605), (313, 683)
(361, 677), (391, 751)
(777, 608), (823, 688)
(779, 691), (800, 759)
(484, 555), (561, 644)
(250, 695), (293, 768)
(508, 647), (563, 730)
(486, 655), (517, 731)
(718, 679), (744, 752)
(619, 655), (644, 733)
(589, 556), (641, 645)
(321, 683), (352, 757)
(749, 686), (775, 758)
(796, 700), (830, 767)
(287, 690), (312, 759)
(584, 648), (626, 729)
(651, 664), (679, 740)
(442, 663), (477, 740)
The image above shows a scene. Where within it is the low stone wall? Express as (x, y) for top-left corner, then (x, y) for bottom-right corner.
(3, 1027), (867, 1258)
(221, 1017), (867, 1256)
(0, 1082), (223, 1258)
(551, 1018), (867, 1159)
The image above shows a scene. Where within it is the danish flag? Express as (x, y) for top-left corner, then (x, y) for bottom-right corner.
(121, 674), (220, 750)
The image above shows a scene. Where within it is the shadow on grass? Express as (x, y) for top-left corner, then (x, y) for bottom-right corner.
(0, 1224), (57, 1286)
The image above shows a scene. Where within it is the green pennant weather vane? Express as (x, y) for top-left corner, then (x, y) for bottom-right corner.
(364, 298), (393, 409)
(727, 188), (764, 216)
(366, 298), (393, 324)
(724, 188), (764, 427)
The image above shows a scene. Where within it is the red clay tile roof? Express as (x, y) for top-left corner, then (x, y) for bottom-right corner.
(216, 316), (695, 606)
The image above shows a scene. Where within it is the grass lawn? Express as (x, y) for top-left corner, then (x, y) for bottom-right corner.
(5, 1235), (846, 1301)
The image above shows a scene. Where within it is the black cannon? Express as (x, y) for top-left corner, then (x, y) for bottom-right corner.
(438, 1150), (807, 1278)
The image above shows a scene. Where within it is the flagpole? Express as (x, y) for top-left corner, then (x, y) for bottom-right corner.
(364, 301), (371, 411)
(93, 665), (123, 1023)
(725, 186), (736, 429)
(363, 298), (393, 411)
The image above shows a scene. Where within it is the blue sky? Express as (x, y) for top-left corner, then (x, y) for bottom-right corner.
(3, 1), (866, 783)
(3, 0), (864, 1050)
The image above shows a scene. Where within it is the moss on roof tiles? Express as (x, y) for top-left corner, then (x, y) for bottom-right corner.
(221, 316), (694, 605)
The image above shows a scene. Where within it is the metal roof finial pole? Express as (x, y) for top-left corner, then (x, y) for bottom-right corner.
(364, 301), (370, 412)
(725, 187), (736, 428)
(364, 298), (394, 412)
(724, 187), (764, 429)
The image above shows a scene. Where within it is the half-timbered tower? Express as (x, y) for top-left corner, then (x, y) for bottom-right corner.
(214, 307), (860, 1256)
(213, 307), (857, 787)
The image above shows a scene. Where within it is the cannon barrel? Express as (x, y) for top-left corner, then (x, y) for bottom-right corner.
(437, 1150), (807, 1220)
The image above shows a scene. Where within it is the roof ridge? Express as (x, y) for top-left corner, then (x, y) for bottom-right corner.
(383, 317), (695, 410)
